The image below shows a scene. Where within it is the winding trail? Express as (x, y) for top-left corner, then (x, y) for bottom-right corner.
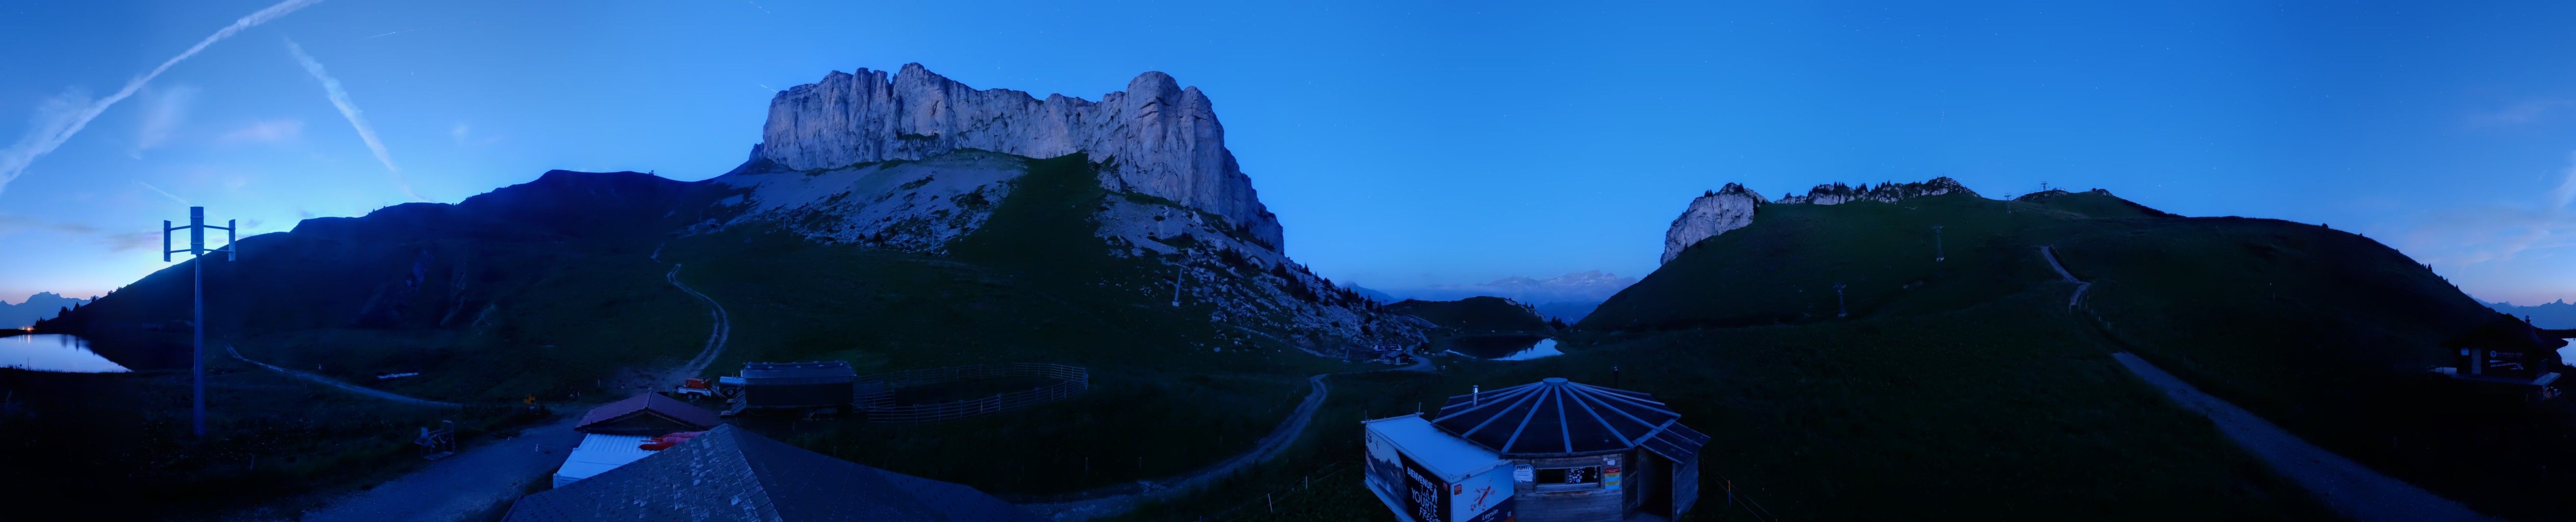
(2041, 246), (2493, 522)
(1021, 358), (1434, 521)
(663, 264), (733, 381)
(224, 344), (458, 408)
(2038, 245), (2091, 309)
(272, 264), (738, 522)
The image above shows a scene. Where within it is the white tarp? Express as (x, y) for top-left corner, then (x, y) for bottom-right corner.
(551, 433), (656, 488)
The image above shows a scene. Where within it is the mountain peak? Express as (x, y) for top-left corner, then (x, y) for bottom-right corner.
(756, 63), (1282, 249)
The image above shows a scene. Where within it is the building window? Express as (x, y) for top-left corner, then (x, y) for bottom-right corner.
(1534, 465), (1602, 492)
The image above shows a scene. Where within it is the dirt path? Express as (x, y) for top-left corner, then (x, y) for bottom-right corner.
(2038, 245), (2091, 309)
(224, 344), (459, 408)
(2039, 246), (2493, 521)
(662, 264), (732, 381)
(271, 264), (737, 522)
(2109, 353), (2493, 522)
(1021, 359), (1434, 521)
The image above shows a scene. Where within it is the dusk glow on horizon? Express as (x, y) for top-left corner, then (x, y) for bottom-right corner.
(7, 2), (2576, 305)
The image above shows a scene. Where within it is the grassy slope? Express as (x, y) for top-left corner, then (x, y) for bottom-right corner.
(230, 243), (706, 402)
(1585, 194), (2072, 330)
(1387, 296), (1553, 333)
(1, 173), (717, 518)
(658, 153), (1355, 495)
(2058, 220), (2576, 519)
(1583, 191), (2574, 519)
(1119, 286), (2330, 521)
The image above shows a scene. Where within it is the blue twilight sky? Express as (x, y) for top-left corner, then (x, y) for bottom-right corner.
(4, 1), (2576, 305)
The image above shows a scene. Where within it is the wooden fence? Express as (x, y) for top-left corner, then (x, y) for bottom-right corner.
(855, 363), (1089, 424)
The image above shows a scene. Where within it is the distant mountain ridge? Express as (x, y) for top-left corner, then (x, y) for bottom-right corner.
(1373, 271), (1635, 322)
(1, 292), (88, 328)
(2486, 299), (2576, 329)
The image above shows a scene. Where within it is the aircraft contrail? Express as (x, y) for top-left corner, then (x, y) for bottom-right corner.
(287, 38), (427, 202)
(360, 27), (429, 40)
(0, 0), (326, 198)
(137, 180), (189, 205)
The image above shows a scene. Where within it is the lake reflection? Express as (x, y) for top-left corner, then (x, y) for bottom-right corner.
(3, 334), (134, 373)
(1450, 335), (1564, 361)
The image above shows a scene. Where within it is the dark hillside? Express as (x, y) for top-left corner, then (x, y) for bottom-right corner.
(1585, 193), (2086, 330)
(41, 171), (724, 400)
(2057, 219), (2572, 518)
(2015, 188), (2175, 218)
(1587, 187), (2574, 518)
(654, 153), (1358, 495)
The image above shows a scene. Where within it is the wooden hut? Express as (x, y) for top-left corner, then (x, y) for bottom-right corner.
(2435, 315), (2569, 401)
(1365, 377), (1710, 522)
(554, 394), (724, 487)
(576, 393), (722, 435)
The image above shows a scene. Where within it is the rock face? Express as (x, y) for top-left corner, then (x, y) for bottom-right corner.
(1773, 177), (1977, 205)
(1662, 183), (1766, 264)
(758, 63), (1283, 249)
(1662, 177), (1979, 264)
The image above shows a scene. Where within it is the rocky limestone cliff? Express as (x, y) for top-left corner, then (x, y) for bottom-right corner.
(1662, 177), (1979, 264)
(1662, 183), (1766, 264)
(758, 63), (1283, 249)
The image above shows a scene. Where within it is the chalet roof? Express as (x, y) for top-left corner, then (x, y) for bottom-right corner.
(2445, 315), (2572, 354)
(575, 393), (722, 433)
(742, 361), (857, 385)
(504, 425), (1040, 522)
(1430, 377), (1711, 461)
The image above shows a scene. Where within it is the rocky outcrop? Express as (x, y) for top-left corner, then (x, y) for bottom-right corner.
(757, 63), (1283, 249)
(1662, 183), (1766, 264)
(1662, 177), (1980, 264)
(1773, 177), (1977, 204)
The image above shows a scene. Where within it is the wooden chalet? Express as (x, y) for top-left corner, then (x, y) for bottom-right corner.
(576, 393), (723, 435)
(2436, 315), (2571, 401)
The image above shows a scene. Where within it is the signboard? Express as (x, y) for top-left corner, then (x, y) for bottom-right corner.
(1604, 456), (1622, 491)
(1363, 432), (1405, 503)
(1512, 464), (1533, 483)
(1402, 455), (1449, 522)
(1455, 463), (1517, 522)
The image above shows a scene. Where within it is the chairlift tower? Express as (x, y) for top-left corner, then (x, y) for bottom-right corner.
(164, 206), (237, 439)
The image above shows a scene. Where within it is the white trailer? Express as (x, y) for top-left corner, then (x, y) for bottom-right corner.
(1362, 414), (1515, 522)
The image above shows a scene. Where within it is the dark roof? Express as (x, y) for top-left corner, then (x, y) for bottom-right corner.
(742, 361), (857, 385)
(575, 394), (722, 433)
(2445, 314), (2572, 354)
(1430, 377), (1711, 461)
(504, 425), (1041, 522)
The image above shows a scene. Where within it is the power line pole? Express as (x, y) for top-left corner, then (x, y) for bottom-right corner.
(165, 206), (236, 439)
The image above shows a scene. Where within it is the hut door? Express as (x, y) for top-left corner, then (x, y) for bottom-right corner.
(1640, 456), (1673, 516)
